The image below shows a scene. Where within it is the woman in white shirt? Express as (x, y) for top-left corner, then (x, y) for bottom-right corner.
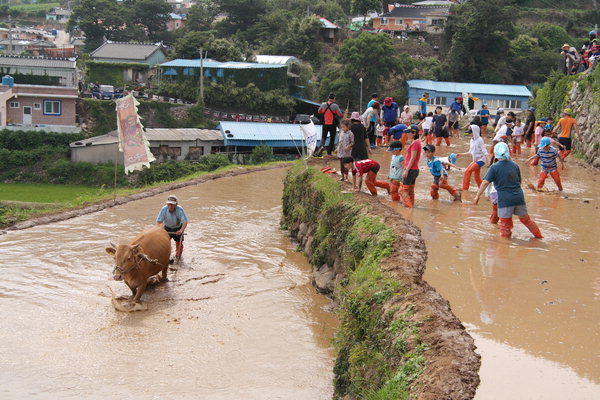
(456, 123), (487, 190)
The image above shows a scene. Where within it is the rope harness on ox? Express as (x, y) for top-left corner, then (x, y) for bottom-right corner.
(113, 251), (168, 276)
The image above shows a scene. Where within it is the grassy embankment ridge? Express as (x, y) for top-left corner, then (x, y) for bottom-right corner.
(282, 164), (424, 399)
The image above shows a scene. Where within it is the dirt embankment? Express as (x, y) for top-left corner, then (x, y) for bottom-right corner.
(283, 160), (480, 400)
(2, 164), (290, 233)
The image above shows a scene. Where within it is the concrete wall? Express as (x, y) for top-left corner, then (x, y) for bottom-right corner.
(71, 140), (224, 165)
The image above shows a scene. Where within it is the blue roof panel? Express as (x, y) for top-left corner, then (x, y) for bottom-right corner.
(218, 122), (323, 148)
(407, 80), (532, 97)
(161, 59), (287, 70)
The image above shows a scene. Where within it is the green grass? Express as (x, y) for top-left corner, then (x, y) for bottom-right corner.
(10, 2), (59, 14)
(0, 183), (101, 204)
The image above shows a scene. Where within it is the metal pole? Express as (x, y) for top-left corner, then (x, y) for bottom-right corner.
(8, 13), (12, 56)
(359, 78), (363, 113)
(199, 48), (204, 103)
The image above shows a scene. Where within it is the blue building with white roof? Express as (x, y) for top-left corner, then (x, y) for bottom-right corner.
(217, 121), (328, 153)
(160, 59), (288, 91)
(406, 80), (532, 113)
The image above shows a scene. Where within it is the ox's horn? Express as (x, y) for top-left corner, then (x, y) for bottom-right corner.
(131, 243), (141, 250)
(109, 241), (117, 249)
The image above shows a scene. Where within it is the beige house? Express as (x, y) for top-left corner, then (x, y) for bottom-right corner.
(70, 128), (224, 165)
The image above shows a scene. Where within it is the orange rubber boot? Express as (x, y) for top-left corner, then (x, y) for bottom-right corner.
(550, 170), (563, 191)
(490, 204), (499, 224)
(519, 215), (543, 238)
(430, 183), (440, 199)
(499, 217), (513, 238)
(400, 185), (412, 208)
(390, 180), (401, 201)
(537, 171), (548, 189)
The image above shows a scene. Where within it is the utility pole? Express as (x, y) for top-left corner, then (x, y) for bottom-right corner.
(199, 48), (204, 103)
(8, 13), (12, 56)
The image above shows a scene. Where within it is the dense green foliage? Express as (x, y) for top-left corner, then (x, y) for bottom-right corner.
(282, 165), (426, 399)
(204, 82), (296, 114)
(86, 62), (149, 88)
(81, 99), (208, 135)
(67, 0), (171, 51)
(249, 145), (274, 164)
(531, 71), (576, 120)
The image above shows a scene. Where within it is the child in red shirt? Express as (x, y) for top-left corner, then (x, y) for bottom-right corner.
(342, 157), (390, 196)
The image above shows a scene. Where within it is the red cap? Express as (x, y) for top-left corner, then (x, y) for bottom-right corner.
(384, 97), (393, 105)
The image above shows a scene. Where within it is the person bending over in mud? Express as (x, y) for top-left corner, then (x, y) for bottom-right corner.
(156, 195), (188, 260)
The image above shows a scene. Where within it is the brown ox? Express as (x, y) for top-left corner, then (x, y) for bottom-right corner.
(105, 226), (171, 304)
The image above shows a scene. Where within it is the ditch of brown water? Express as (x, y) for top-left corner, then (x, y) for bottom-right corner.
(368, 136), (600, 399)
(0, 168), (337, 399)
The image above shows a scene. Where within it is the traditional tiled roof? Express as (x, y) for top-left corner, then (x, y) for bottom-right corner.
(0, 55), (76, 69)
(90, 41), (165, 61)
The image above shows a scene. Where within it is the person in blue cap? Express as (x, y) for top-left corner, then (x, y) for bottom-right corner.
(474, 143), (542, 239)
(423, 144), (461, 202)
(527, 137), (564, 191)
(386, 141), (405, 202)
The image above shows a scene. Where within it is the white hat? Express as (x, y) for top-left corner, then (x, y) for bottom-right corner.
(497, 108), (504, 113)
(166, 195), (178, 204)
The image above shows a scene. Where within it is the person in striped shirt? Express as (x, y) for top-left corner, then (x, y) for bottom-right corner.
(342, 157), (390, 196)
(527, 137), (564, 191)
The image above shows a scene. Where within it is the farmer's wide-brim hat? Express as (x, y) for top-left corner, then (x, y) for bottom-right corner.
(166, 195), (178, 204)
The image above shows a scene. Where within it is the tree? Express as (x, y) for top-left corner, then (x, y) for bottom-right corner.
(267, 16), (323, 65)
(216, 0), (270, 34)
(186, 0), (220, 31)
(172, 31), (242, 61)
(351, 0), (379, 17)
(67, 0), (127, 51)
(319, 33), (400, 107)
(444, 0), (516, 83)
(509, 34), (559, 83)
(127, 0), (171, 40)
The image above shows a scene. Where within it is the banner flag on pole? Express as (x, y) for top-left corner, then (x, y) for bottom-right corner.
(115, 93), (155, 174)
(300, 120), (317, 159)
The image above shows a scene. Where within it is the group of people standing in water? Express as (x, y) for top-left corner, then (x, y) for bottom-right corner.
(320, 93), (579, 240)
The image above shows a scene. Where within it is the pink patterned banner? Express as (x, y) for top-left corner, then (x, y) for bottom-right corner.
(115, 94), (155, 174)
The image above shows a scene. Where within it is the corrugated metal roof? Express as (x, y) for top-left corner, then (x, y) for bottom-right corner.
(407, 80), (532, 97)
(145, 128), (222, 141)
(255, 55), (299, 65)
(381, 6), (449, 18)
(218, 122), (323, 147)
(160, 59), (287, 69)
(0, 55), (76, 69)
(69, 129), (222, 148)
(90, 42), (164, 61)
(319, 17), (341, 29)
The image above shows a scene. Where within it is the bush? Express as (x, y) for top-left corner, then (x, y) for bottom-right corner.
(46, 160), (127, 186)
(250, 145), (273, 164)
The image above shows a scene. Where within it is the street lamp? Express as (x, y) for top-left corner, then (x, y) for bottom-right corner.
(359, 77), (363, 113)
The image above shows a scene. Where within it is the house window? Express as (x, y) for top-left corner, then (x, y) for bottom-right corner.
(426, 97), (447, 106)
(10, 101), (19, 108)
(43, 100), (61, 115)
(395, 19), (403, 25)
(187, 146), (204, 160)
(431, 19), (444, 26)
(34, 103), (41, 110)
(381, 17), (388, 25)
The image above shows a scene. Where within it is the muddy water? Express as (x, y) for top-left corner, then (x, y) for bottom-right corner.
(372, 138), (600, 399)
(0, 168), (337, 399)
